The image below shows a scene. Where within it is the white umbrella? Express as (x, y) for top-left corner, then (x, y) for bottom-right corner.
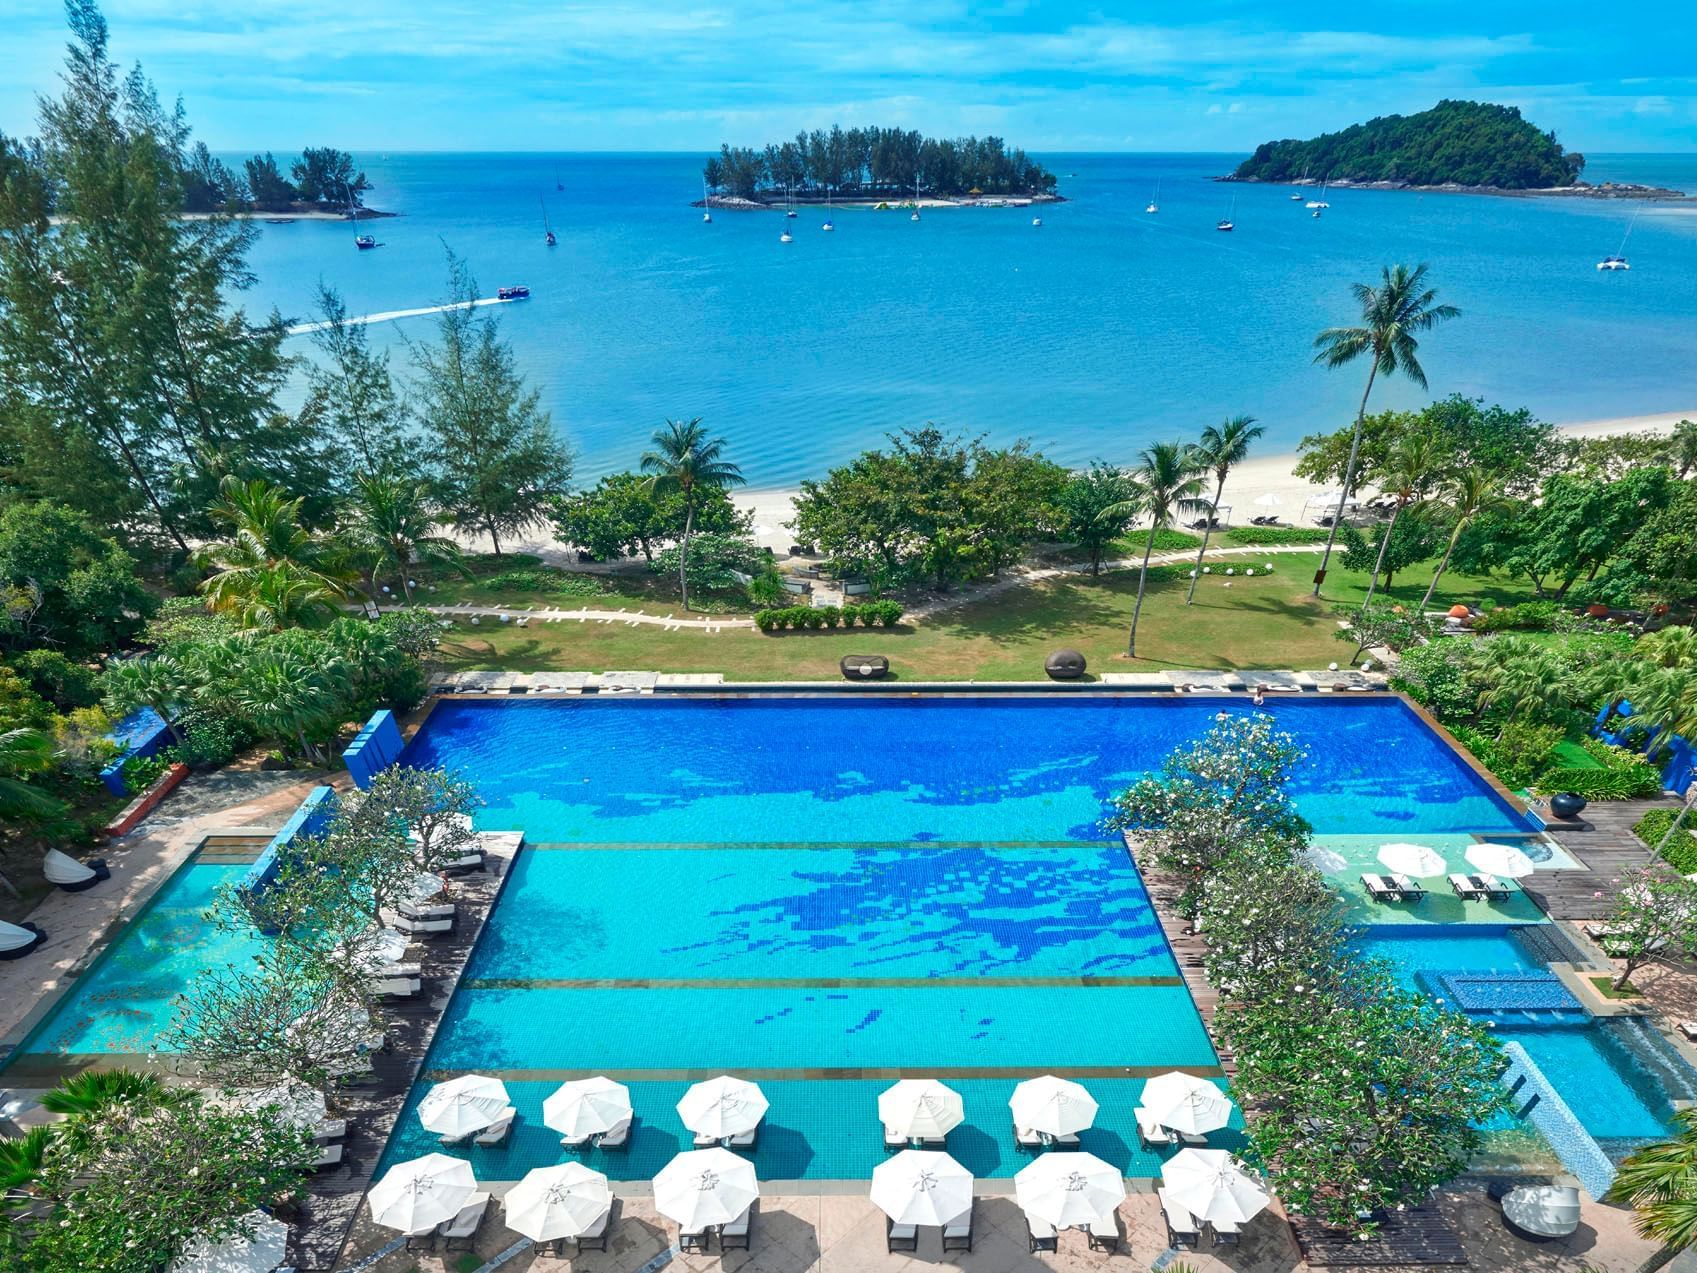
(1161, 1149), (1268, 1226)
(339, 926), (410, 970)
(878, 1079), (964, 1140)
(653, 1148), (759, 1230)
(232, 1082), (325, 1131)
(1376, 842), (1448, 879)
(870, 1150), (973, 1227)
(1139, 1072), (1234, 1136)
(418, 1074), (509, 1138)
(676, 1075), (768, 1139)
(1466, 842), (1536, 879)
(543, 1076), (632, 1139)
(1014, 1152), (1126, 1229)
(408, 871), (445, 901)
(1299, 846), (1349, 873)
(503, 1163), (612, 1242)
(1009, 1075), (1099, 1137)
(169, 1211), (288, 1273)
(1502, 1184), (1582, 1237)
(1252, 491), (1283, 508)
(368, 1153), (477, 1233)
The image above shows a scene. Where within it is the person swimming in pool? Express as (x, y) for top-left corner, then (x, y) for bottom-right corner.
(1252, 685), (1266, 706)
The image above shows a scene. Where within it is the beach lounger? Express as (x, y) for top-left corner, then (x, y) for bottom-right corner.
(1136, 1106), (1181, 1149)
(692, 1130), (719, 1148)
(473, 1106), (515, 1147)
(727, 1127), (758, 1149)
(721, 1202), (753, 1250)
(883, 1124), (908, 1151)
(439, 1193), (489, 1251)
(679, 1227), (710, 1253)
(440, 849), (486, 875)
(1210, 1217), (1241, 1246)
(1087, 1215), (1121, 1252)
(1392, 873), (1428, 901)
(1013, 1123), (1045, 1152)
(393, 913), (453, 937)
(575, 1199), (614, 1251)
(404, 1230), (437, 1254)
(597, 1117), (631, 1149)
(886, 1220), (918, 1253)
(1474, 873), (1513, 900)
(315, 1118), (347, 1142)
(1159, 1191), (1201, 1249)
(399, 900), (455, 921)
(1681, 1022), (1697, 1043)
(1053, 1131), (1081, 1147)
(1449, 873), (1485, 900)
(44, 850), (109, 892)
(325, 1054), (373, 1080)
(374, 975), (422, 997)
(1026, 1215), (1058, 1252)
(942, 1204), (973, 1252)
(311, 1141), (344, 1170)
(1361, 873), (1403, 901)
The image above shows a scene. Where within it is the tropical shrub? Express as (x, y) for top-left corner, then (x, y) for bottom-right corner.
(1221, 527), (1331, 546)
(1535, 765), (1664, 801)
(755, 601), (903, 632)
(121, 752), (172, 793)
(1471, 600), (1560, 633)
(1635, 808), (1697, 873)
(481, 567), (605, 597)
(9, 649), (100, 710)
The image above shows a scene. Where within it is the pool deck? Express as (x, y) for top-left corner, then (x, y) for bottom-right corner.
(1521, 795), (1685, 921)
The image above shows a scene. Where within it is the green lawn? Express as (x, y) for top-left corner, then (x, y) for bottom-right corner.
(432, 551), (1538, 680)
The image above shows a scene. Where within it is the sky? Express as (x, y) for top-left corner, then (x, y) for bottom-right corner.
(3, 0), (1695, 154)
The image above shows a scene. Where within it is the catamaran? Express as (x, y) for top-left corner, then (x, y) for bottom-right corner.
(822, 186), (834, 232)
(1598, 207), (1639, 270)
(702, 178), (712, 224)
(1146, 180), (1160, 214)
(1216, 195), (1236, 232)
(541, 198), (556, 247)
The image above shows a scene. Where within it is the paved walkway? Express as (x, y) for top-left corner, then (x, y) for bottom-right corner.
(389, 603), (754, 631)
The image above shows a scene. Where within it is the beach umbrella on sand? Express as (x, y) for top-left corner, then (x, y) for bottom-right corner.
(368, 1154), (477, 1233)
(1299, 846), (1348, 874)
(653, 1148), (759, 1230)
(544, 1076), (632, 1139)
(1014, 1152), (1126, 1229)
(871, 1150), (973, 1227)
(1252, 491), (1283, 508)
(1377, 842), (1448, 879)
(169, 1211), (288, 1273)
(1466, 842), (1536, 879)
(1009, 1075), (1099, 1137)
(1139, 1072), (1234, 1136)
(1161, 1150), (1268, 1226)
(677, 1076), (768, 1138)
(418, 1075), (509, 1138)
(503, 1163), (612, 1242)
(878, 1079), (964, 1140)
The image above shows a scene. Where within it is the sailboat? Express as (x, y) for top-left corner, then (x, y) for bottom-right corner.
(1145, 180), (1160, 214)
(541, 198), (556, 247)
(702, 178), (713, 224)
(555, 164), (564, 193)
(1290, 165), (1308, 200)
(911, 179), (921, 221)
(1216, 195), (1235, 232)
(822, 186), (834, 232)
(1598, 206), (1639, 270)
(1305, 180), (1330, 210)
(347, 179), (378, 249)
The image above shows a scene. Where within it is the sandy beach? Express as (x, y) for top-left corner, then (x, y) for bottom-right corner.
(733, 408), (1697, 551)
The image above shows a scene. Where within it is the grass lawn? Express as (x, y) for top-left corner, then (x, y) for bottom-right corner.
(432, 551), (1539, 680)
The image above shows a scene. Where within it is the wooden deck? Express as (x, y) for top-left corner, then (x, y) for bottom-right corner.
(292, 833), (521, 1272)
(1519, 796), (1682, 921)
(1123, 834), (1233, 1074)
(1290, 1205), (1469, 1267)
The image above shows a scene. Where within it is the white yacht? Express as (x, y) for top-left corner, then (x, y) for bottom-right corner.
(1597, 255), (1629, 271)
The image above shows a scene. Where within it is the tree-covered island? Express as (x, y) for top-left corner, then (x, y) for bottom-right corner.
(702, 126), (1059, 205)
(1229, 100), (1679, 197)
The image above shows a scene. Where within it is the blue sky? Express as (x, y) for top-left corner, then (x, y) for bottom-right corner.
(3, 0), (1694, 153)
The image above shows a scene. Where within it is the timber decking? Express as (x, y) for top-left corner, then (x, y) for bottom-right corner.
(292, 834), (519, 1272)
(1124, 833), (1233, 1074)
(1519, 796), (1681, 921)
(1289, 1205), (1469, 1266)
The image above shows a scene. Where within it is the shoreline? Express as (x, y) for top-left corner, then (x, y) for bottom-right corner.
(731, 408), (1697, 551)
(1220, 176), (1689, 200)
(697, 192), (1065, 212)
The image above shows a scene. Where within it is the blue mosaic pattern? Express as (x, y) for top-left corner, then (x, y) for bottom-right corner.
(469, 845), (1176, 981)
(1438, 973), (1582, 1014)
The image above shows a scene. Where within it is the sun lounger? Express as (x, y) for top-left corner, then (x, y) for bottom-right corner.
(1474, 873), (1512, 900)
(405, 1229), (437, 1254)
(692, 1130), (718, 1148)
(374, 975), (422, 997)
(325, 1054), (373, 1080)
(1158, 1187), (1201, 1249)
(311, 1141), (344, 1170)
(1392, 873), (1428, 900)
(1211, 1217), (1241, 1246)
(597, 1117), (631, 1148)
(1026, 1215), (1058, 1252)
(439, 1192), (489, 1251)
(1013, 1123), (1044, 1152)
(1087, 1215), (1121, 1251)
(721, 1202), (753, 1250)
(727, 1127), (758, 1149)
(1361, 873), (1403, 901)
(575, 1199), (614, 1251)
(440, 849), (486, 875)
(1681, 1022), (1697, 1043)
(393, 913), (453, 937)
(942, 1205), (973, 1252)
(886, 1220), (918, 1253)
(1136, 1106), (1181, 1149)
(1449, 873), (1485, 900)
(1053, 1131), (1081, 1147)
(679, 1227), (710, 1253)
(315, 1117), (347, 1142)
(473, 1106), (515, 1147)
(399, 900), (455, 921)
(883, 1124), (908, 1151)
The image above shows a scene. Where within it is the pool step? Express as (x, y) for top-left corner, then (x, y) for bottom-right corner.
(196, 832), (275, 865)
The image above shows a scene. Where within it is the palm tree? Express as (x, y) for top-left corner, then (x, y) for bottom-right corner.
(1359, 431), (1440, 612)
(342, 473), (467, 603)
(1608, 1107), (1697, 1249)
(38, 1069), (162, 1118)
(0, 728), (63, 821)
(1310, 264), (1461, 596)
(1670, 418), (1697, 480)
(639, 418), (745, 612)
(232, 648), (346, 765)
(1102, 441), (1207, 658)
(1416, 466), (1504, 613)
(200, 476), (347, 616)
(226, 565), (342, 632)
(101, 656), (191, 747)
(1185, 415), (1262, 605)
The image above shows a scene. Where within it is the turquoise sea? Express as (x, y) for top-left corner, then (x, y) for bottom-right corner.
(239, 152), (1697, 489)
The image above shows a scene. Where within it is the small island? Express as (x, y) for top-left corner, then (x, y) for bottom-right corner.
(182, 145), (394, 219)
(699, 126), (1060, 208)
(1227, 100), (1683, 198)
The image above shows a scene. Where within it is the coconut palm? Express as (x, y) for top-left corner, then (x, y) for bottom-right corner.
(101, 656), (191, 747)
(230, 648), (347, 765)
(1359, 431), (1441, 612)
(1639, 626), (1697, 671)
(1670, 418), (1697, 480)
(1416, 466), (1505, 613)
(0, 727), (63, 821)
(1101, 441), (1207, 658)
(1311, 264), (1461, 596)
(639, 418), (745, 611)
(1185, 415), (1262, 605)
(341, 472), (467, 603)
(200, 476), (346, 616)
(223, 565), (342, 632)
(1608, 1107), (1697, 1249)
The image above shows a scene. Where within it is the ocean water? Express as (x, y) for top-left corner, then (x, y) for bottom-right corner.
(239, 151), (1697, 488)
(399, 695), (1534, 841)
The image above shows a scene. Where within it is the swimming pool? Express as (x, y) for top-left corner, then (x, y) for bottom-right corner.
(403, 695), (1534, 841)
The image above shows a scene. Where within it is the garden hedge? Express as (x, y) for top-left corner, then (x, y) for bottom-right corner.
(755, 601), (904, 632)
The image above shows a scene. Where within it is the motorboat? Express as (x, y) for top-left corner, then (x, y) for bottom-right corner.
(354, 235), (378, 250)
(496, 285), (531, 300)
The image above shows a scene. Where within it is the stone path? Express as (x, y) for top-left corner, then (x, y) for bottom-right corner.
(396, 603), (753, 632)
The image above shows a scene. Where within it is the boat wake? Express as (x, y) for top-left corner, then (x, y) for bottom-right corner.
(283, 296), (514, 337)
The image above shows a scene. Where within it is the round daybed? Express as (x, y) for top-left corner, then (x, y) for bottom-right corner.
(0, 920), (46, 961)
(43, 848), (109, 893)
(1044, 649), (1087, 680)
(840, 654), (890, 681)
(1501, 1184), (1581, 1240)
